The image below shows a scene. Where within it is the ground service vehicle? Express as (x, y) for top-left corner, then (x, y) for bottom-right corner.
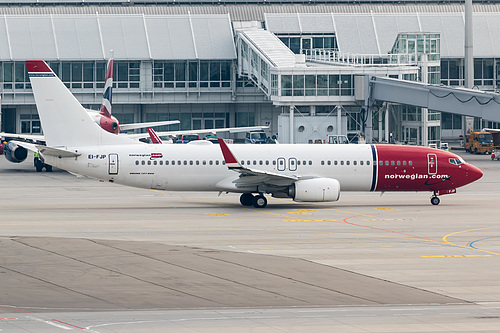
(327, 135), (349, 144)
(464, 132), (493, 154)
(245, 131), (268, 144)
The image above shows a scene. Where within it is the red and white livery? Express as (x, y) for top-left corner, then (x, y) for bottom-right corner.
(21, 60), (483, 208)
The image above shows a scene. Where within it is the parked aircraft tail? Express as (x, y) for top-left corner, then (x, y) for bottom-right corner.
(26, 60), (134, 147)
(99, 52), (113, 118)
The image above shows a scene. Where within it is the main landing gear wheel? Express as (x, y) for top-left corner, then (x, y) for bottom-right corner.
(430, 196), (440, 206)
(252, 194), (267, 208)
(240, 193), (254, 206)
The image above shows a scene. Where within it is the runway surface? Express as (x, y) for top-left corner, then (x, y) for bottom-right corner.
(1, 151), (500, 332)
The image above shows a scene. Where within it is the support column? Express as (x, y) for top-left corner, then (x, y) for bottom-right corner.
(337, 105), (342, 135)
(364, 107), (373, 144)
(289, 104), (294, 144)
(378, 107), (382, 142)
(385, 106), (389, 143)
(465, 0), (474, 134)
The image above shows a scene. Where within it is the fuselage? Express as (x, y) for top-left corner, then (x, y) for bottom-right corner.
(42, 143), (482, 194)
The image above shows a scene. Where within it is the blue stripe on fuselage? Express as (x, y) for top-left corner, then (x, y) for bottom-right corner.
(370, 144), (378, 191)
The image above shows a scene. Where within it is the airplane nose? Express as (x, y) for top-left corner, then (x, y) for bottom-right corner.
(467, 164), (483, 183)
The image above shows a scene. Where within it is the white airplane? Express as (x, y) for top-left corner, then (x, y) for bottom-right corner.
(14, 60), (483, 208)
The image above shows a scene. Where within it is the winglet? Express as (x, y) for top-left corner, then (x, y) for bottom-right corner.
(218, 138), (242, 169)
(26, 61), (54, 75)
(147, 127), (163, 144)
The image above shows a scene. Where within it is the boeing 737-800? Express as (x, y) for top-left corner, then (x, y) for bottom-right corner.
(17, 60), (483, 208)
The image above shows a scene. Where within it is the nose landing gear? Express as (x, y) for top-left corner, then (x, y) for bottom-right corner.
(430, 195), (440, 206)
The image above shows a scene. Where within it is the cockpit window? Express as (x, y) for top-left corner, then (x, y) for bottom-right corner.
(449, 158), (463, 165)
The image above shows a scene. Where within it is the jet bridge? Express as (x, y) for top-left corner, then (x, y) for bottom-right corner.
(358, 75), (500, 142)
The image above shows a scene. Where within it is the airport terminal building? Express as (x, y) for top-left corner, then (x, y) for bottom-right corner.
(1, 0), (500, 145)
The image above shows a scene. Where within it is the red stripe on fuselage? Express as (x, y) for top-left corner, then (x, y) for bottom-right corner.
(374, 145), (480, 192)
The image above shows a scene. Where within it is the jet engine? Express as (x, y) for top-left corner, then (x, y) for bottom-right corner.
(4, 141), (28, 163)
(288, 178), (341, 202)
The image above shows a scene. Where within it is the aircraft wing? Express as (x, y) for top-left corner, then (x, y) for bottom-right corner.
(119, 120), (180, 131)
(218, 138), (298, 188)
(483, 128), (500, 133)
(124, 125), (270, 141)
(1, 132), (45, 143)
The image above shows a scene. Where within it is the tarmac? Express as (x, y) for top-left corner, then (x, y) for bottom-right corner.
(1, 150), (500, 332)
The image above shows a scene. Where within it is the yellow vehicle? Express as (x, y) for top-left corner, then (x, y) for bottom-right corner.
(465, 131), (493, 154)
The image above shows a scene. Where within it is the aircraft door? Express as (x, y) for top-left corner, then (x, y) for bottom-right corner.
(277, 157), (286, 171)
(289, 158), (297, 171)
(109, 153), (119, 175)
(427, 153), (437, 175)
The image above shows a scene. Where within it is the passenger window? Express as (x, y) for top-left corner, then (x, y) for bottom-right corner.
(135, 160), (139, 165)
(379, 161), (383, 166)
(153, 161), (157, 165)
(253, 160), (256, 165)
(184, 161), (187, 165)
(346, 161), (350, 166)
(172, 160), (175, 165)
(353, 161), (357, 165)
(166, 160), (169, 165)
(397, 161), (400, 166)
(367, 161), (370, 166)
(334, 161), (338, 165)
(222, 161), (225, 165)
(360, 161), (363, 166)
(297, 160), (301, 165)
(341, 161), (344, 166)
(273, 160), (276, 165)
(178, 160), (181, 165)
(202, 160), (206, 165)
(391, 161), (395, 166)
(196, 161), (199, 165)
(189, 161), (193, 165)
(309, 161), (312, 165)
(266, 160), (269, 165)
(160, 161), (163, 165)
(259, 160), (263, 165)
(216, 161), (219, 165)
(141, 160), (145, 165)
(209, 161), (213, 165)
(321, 161), (325, 165)
(241, 160), (245, 165)
(403, 161), (407, 166)
(385, 161), (389, 166)
(409, 161), (413, 166)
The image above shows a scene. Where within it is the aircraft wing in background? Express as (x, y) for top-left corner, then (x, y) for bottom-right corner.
(125, 125), (269, 141)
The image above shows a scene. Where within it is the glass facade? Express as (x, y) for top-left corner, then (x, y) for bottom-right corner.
(392, 33), (440, 62)
(278, 74), (353, 97)
(278, 34), (338, 55)
(153, 60), (231, 89)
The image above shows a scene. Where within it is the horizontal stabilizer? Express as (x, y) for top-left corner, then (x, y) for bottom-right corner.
(37, 145), (81, 158)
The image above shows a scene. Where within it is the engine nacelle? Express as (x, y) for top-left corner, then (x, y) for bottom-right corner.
(4, 141), (28, 163)
(289, 178), (341, 202)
